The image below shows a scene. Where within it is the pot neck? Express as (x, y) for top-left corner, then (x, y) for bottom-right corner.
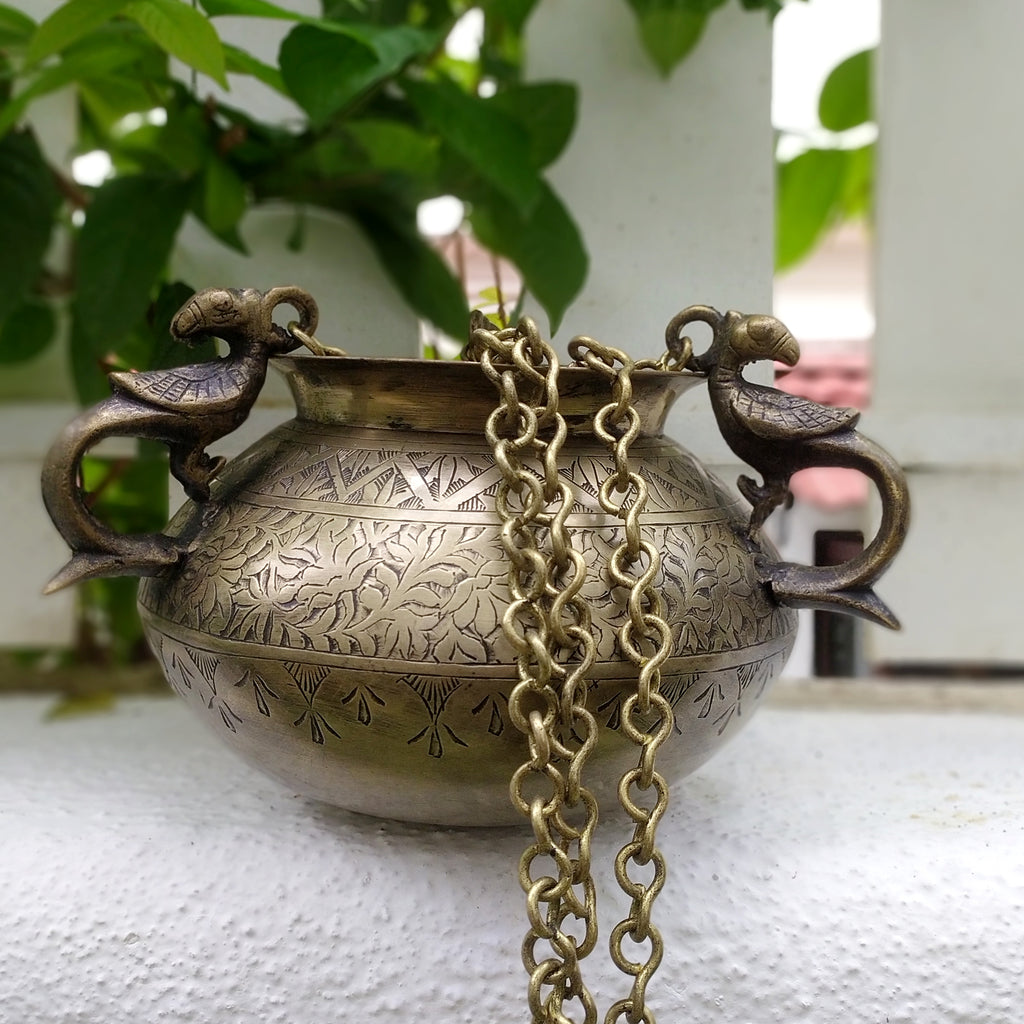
(273, 356), (703, 437)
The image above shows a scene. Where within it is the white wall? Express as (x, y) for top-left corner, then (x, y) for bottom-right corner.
(868, 0), (1024, 666)
(526, 0), (774, 466)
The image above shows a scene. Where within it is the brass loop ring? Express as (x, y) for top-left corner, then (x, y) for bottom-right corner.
(617, 770), (669, 824)
(287, 321), (346, 357)
(605, 999), (655, 1024)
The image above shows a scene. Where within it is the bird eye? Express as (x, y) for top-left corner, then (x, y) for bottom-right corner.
(746, 316), (779, 342)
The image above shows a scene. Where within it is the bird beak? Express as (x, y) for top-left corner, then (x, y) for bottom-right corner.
(773, 332), (800, 367)
(171, 300), (204, 342)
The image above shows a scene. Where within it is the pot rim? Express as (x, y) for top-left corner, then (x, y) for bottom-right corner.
(273, 352), (701, 378)
(272, 354), (705, 435)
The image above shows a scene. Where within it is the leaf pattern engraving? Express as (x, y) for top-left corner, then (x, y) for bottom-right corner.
(340, 683), (386, 726)
(287, 662), (340, 744)
(685, 653), (783, 736)
(157, 634), (245, 731)
(143, 430), (797, 674)
(471, 692), (509, 736)
(402, 675), (467, 758)
(146, 629), (791, 774)
(233, 668), (280, 717)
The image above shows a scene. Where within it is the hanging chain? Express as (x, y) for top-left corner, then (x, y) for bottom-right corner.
(468, 319), (690, 1024)
(468, 319), (602, 1024)
(567, 338), (678, 1024)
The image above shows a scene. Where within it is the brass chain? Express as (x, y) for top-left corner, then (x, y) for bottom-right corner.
(468, 319), (692, 1024)
(567, 338), (679, 1024)
(469, 319), (602, 1024)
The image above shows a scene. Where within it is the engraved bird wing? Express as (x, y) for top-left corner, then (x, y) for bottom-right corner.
(730, 382), (860, 440)
(109, 361), (252, 414)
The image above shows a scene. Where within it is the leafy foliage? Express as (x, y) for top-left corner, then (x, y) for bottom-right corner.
(776, 46), (875, 271)
(0, 0), (788, 388)
(626, 0), (793, 77)
(0, 0), (599, 375)
(818, 48), (871, 132)
(72, 175), (191, 402)
(776, 147), (844, 269)
(0, 0), (777, 663)
(0, 128), (58, 326)
(625, 0), (720, 76)
(471, 181), (586, 334)
(77, 448), (171, 663)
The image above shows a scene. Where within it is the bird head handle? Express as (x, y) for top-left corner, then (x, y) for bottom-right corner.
(665, 305), (734, 374)
(41, 286), (323, 594)
(666, 304), (910, 629)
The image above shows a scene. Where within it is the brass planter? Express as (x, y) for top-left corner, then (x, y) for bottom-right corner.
(40, 288), (909, 826)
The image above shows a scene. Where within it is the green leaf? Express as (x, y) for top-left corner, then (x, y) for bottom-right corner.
(0, 130), (59, 324)
(123, 0), (227, 87)
(79, 76), (165, 132)
(775, 147), (847, 271)
(737, 0), (788, 15)
(487, 82), (576, 169)
(71, 175), (190, 401)
(223, 42), (286, 92)
(0, 3), (36, 45)
(819, 48), (872, 132)
(347, 119), (440, 178)
(111, 102), (210, 176)
(27, 0), (132, 63)
(406, 78), (541, 214)
(201, 155), (247, 235)
(201, 0), (369, 29)
(350, 22), (438, 67)
(78, 451), (170, 662)
(0, 298), (57, 364)
(286, 205), (305, 252)
(81, 451), (169, 534)
(838, 143), (874, 220)
(278, 25), (384, 125)
(200, 0), (313, 19)
(479, 0), (541, 33)
(355, 207), (468, 341)
(155, 101), (210, 173)
(625, 0), (724, 76)
(291, 136), (362, 181)
(470, 181), (587, 334)
(0, 33), (151, 137)
(46, 691), (118, 720)
(279, 23), (437, 125)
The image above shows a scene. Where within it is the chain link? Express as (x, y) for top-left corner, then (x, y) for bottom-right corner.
(568, 337), (675, 1024)
(468, 321), (681, 1024)
(469, 318), (602, 1024)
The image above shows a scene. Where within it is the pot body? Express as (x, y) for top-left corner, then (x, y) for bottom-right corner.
(137, 357), (796, 825)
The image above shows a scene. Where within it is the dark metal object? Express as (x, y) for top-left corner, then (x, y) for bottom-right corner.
(40, 287), (317, 593)
(39, 286), (907, 824)
(670, 304), (910, 628)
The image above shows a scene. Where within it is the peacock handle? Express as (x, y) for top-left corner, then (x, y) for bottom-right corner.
(40, 286), (317, 595)
(670, 304), (910, 629)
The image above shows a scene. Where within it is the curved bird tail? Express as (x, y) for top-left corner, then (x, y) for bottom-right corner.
(762, 430), (910, 629)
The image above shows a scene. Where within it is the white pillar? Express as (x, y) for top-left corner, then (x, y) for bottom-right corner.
(870, 0), (1024, 665)
(526, 0), (775, 465)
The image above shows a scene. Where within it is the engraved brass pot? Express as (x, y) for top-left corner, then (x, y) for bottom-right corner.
(40, 288), (909, 826)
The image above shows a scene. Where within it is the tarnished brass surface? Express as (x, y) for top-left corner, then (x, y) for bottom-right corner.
(40, 286), (316, 593)
(672, 305), (911, 627)
(134, 405), (795, 824)
(40, 286), (909, 827)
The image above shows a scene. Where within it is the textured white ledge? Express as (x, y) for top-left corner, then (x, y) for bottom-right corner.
(2, 689), (1023, 1023)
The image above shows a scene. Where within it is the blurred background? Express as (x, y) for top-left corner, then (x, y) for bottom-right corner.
(1, 0), (1020, 696)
